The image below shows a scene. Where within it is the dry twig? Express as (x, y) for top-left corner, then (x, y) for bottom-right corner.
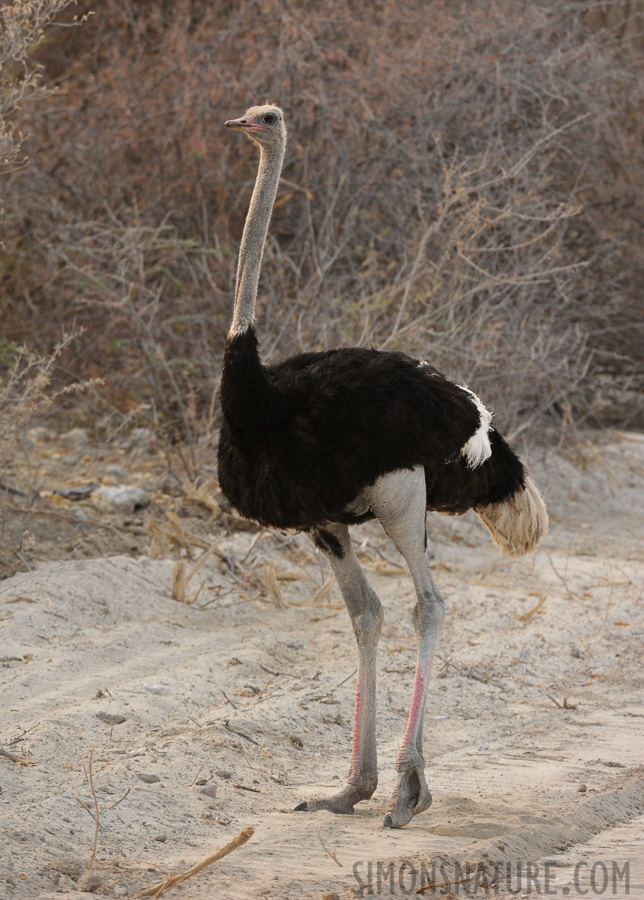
(517, 591), (547, 622)
(134, 826), (255, 898)
(85, 744), (100, 872)
(0, 746), (34, 766)
(317, 821), (343, 867)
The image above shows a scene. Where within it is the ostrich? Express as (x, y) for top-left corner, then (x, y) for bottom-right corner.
(218, 105), (548, 829)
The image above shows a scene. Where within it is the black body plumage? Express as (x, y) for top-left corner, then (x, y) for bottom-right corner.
(217, 327), (526, 531)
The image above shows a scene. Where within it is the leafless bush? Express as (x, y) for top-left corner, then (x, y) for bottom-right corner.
(0, 1), (87, 492)
(0, 329), (76, 450)
(0, 0), (80, 179)
(1, 0), (643, 440)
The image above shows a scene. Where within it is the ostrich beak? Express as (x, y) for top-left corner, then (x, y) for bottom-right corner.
(225, 117), (268, 132)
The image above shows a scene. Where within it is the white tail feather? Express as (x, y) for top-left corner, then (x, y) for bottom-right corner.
(475, 474), (548, 558)
(459, 386), (492, 469)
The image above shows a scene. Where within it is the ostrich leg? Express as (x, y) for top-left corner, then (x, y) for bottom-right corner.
(365, 467), (445, 829)
(295, 522), (383, 814)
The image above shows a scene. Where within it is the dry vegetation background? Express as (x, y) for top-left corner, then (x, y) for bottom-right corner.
(1, 0), (643, 449)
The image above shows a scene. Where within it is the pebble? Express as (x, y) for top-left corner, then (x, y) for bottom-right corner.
(122, 427), (157, 454)
(105, 464), (127, 481)
(91, 485), (149, 514)
(95, 712), (127, 725)
(578, 783), (587, 792)
(144, 684), (169, 695)
(26, 426), (54, 444)
(52, 857), (83, 879)
(59, 428), (89, 453)
(200, 785), (218, 798)
(76, 870), (103, 892)
(137, 773), (161, 784)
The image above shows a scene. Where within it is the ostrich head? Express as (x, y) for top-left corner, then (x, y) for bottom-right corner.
(225, 105), (286, 148)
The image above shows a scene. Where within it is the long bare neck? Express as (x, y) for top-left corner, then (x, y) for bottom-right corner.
(230, 139), (285, 336)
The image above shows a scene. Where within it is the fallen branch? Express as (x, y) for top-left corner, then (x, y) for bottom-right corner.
(546, 694), (578, 710)
(417, 874), (473, 893)
(0, 746), (35, 766)
(87, 745), (100, 871)
(517, 591), (547, 623)
(134, 826), (255, 898)
(317, 821), (343, 867)
(108, 787), (131, 810)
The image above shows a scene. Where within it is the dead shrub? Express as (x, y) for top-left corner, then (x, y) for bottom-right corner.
(0, 0), (642, 440)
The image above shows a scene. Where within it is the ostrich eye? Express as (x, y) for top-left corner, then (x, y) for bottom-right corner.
(263, 113), (277, 125)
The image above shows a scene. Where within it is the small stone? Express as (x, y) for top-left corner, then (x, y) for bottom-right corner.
(289, 735), (304, 749)
(26, 426), (54, 444)
(137, 773), (161, 784)
(287, 641), (303, 650)
(52, 857), (83, 879)
(105, 464), (127, 481)
(122, 427), (157, 454)
(92, 485), (149, 514)
(322, 893), (340, 900)
(154, 834), (167, 842)
(200, 784), (218, 798)
(60, 428), (89, 452)
(144, 684), (169, 695)
(95, 711), (127, 725)
(76, 870), (103, 892)
(158, 472), (181, 493)
(577, 783), (587, 792)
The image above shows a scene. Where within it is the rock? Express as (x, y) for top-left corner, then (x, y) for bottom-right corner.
(52, 857), (83, 879)
(154, 834), (167, 842)
(105, 464), (127, 481)
(144, 684), (169, 695)
(76, 870), (103, 892)
(26, 426), (54, 444)
(137, 773), (161, 784)
(95, 712), (127, 725)
(578, 783), (587, 792)
(122, 427), (157, 454)
(158, 472), (181, 493)
(200, 784), (218, 798)
(59, 428), (89, 452)
(92, 485), (149, 514)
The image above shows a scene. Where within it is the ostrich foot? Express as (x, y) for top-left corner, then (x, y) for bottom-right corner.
(294, 781), (376, 815)
(382, 765), (432, 829)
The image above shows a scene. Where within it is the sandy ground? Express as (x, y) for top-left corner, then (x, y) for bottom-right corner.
(1, 431), (643, 899)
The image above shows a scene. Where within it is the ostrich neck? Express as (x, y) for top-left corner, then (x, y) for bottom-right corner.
(221, 137), (286, 445)
(230, 139), (285, 337)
